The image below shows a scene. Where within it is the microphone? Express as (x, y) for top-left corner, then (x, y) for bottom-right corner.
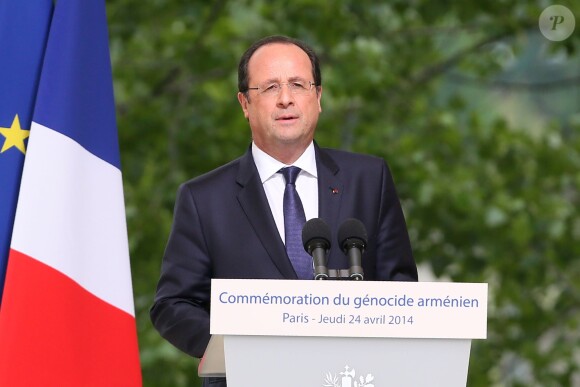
(337, 218), (367, 280)
(302, 218), (331, 280)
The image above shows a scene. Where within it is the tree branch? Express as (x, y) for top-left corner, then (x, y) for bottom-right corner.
(385, 22), (536, 99)
(447, 73), (580, 92)
(152, 0), (229, 96)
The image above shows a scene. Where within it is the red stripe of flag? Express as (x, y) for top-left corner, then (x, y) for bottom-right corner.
(0, 249), (141, 386)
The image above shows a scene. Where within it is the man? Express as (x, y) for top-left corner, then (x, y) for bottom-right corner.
(150, 35), (418, 387)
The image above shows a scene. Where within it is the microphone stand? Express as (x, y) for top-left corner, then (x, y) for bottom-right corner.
(322, 268), (363, 281)
(312, 240), (364, 281)
(316, 240), (364, 281)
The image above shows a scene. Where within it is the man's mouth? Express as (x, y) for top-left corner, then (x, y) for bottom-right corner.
(276, 115), (298, 121)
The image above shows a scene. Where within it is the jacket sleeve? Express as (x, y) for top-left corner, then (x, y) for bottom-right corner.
(150, 183), (212, 358)
(375, 161), (418, 281)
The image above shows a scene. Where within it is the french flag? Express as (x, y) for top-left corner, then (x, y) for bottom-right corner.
(0, 0), (142, 385)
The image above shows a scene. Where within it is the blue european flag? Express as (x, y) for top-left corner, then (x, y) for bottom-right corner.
(0, 0), (53, 304)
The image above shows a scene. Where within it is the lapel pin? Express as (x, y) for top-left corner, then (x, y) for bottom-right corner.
(330, 187), (339, 195)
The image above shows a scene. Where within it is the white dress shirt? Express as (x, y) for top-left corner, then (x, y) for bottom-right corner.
(252, 142), (319, 243)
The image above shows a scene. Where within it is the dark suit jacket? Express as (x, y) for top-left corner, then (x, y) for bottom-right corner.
(150, 143), (417, 386)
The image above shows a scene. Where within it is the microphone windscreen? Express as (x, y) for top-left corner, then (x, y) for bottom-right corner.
(302, 218), (331, 249)
(337, 218), (368, 247)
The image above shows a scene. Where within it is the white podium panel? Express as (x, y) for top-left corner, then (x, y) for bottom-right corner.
(225, 335), (471, 387)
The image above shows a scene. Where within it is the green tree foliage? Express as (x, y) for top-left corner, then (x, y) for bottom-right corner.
(106, 1), (580, 385)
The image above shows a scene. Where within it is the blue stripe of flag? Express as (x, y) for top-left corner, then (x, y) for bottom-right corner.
(0, 0), (53, 304)
(33, 0), (121, 169)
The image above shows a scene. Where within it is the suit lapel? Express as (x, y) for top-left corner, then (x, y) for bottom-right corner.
(316, 145), (343, 228)
(236, 149), (297, 278)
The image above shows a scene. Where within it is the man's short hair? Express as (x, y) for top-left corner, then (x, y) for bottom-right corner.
(238, 35), (321, 95)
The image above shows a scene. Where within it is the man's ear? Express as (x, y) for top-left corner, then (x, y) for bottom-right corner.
(237, 92), (250, 119)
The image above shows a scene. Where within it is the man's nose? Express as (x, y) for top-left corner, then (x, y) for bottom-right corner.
(276, 83), (295, 107)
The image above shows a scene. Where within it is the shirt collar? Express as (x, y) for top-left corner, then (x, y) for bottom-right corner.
(252, 142), (318, 183)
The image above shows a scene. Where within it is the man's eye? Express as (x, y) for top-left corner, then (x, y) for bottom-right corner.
(292, 82), (306, 89)
(264, 84), (278, 91)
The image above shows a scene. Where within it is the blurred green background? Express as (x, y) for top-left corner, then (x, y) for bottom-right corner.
(105, 1), (579, 386)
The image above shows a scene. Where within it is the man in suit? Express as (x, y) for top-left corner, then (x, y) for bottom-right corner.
(150, 35), (418, 387)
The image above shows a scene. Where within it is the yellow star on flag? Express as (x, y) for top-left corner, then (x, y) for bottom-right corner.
(0, 114), (30, 154)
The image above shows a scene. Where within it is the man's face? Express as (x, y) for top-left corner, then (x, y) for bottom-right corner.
(238, 43), (322, 161)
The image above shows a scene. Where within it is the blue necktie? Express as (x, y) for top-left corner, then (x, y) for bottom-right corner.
(279, 166), (313, 279)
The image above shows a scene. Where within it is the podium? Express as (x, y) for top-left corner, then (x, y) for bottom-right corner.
(200, 279), (487, 386)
